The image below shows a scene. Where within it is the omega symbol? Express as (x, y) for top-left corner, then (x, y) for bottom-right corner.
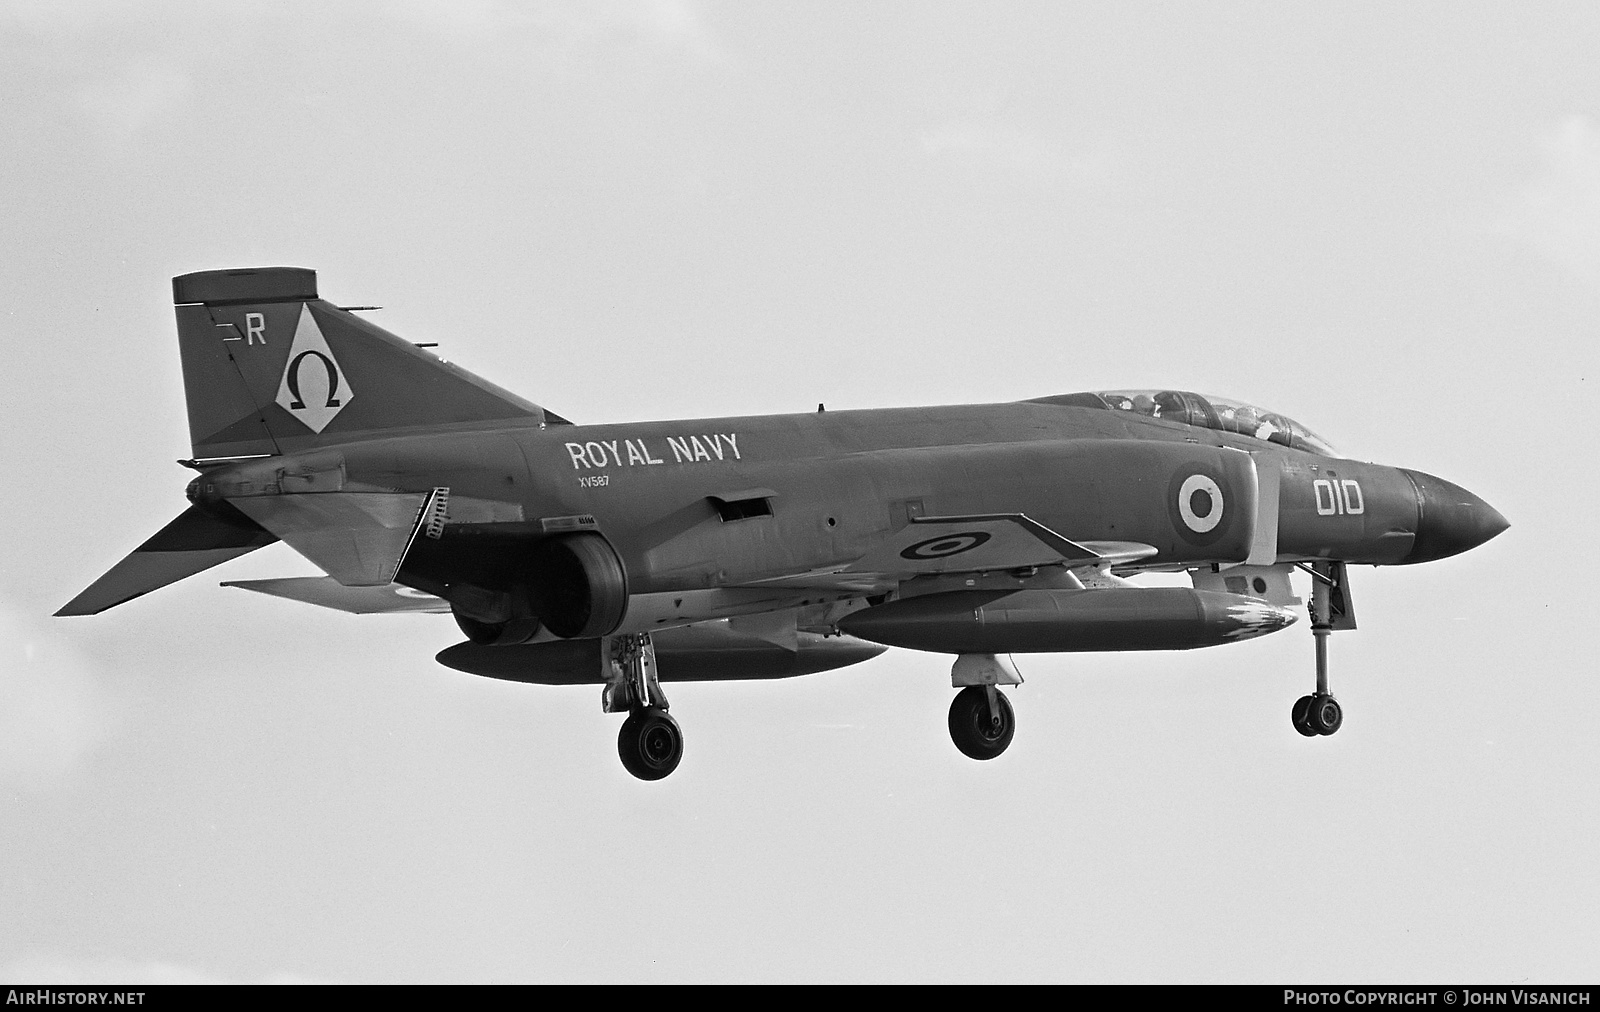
(275, 304), (354, 433)
(286, 350), (342, 409)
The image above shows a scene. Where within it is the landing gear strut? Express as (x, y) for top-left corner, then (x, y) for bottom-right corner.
(1292, 561), (1354, 737)
(947, 653), (1021, 760)
(602, 633), (684, 780)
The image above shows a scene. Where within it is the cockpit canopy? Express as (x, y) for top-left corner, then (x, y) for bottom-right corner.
(1030, 389), (1339, 457)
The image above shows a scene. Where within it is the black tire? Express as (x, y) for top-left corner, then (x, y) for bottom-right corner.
(1311, 694), (1343, 736)
(1291, 694), (1319, 737)
(618, 707), (683, 781)
(948, 686), (1015, 761)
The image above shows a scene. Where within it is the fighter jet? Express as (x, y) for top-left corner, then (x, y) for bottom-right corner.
(58, 267), (1508, 780)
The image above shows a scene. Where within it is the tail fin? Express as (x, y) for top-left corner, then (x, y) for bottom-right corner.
(173, 267), (567, 461)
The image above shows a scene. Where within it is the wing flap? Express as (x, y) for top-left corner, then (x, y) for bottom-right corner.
(56, 503), (277, 616)
(228, 491), (437, 587)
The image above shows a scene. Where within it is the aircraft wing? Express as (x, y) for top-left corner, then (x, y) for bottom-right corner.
(56, 503), (278, 616)
(844, 513), (1103, 575)
(222, 577), (450, 614)
(739, 515), (1156, 593)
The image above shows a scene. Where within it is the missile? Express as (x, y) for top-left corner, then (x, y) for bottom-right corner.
(837, 587), (1297, 654)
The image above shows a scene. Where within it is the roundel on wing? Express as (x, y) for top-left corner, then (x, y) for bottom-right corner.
(1166, 466), (1233, 545)
(900, 531), (992, 561)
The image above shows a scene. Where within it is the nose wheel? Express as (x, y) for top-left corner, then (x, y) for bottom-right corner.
(1291, 693), (1342, 736)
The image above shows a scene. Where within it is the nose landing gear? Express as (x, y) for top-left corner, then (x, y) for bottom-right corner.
(1291, 692), (1343, 736)
(1292, 561), (1354, 737)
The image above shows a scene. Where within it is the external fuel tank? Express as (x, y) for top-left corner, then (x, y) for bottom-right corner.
(837, 587), (1298, 654)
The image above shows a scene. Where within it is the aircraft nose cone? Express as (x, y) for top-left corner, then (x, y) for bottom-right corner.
(1399, 469), (1509, 564)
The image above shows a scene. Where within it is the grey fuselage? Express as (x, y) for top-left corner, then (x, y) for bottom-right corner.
(188, 396), (1489, 628)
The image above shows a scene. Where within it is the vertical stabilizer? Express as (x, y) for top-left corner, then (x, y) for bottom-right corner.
(173, 267), (564, 460)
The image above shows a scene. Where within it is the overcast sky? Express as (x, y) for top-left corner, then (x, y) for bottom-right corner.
(2, 1), (1596, 983)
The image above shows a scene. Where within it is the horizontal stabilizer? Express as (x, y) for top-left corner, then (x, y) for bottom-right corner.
(228, 491), (436, 587)
(56, 504), (277, 616)
(222, 577), (450, 614)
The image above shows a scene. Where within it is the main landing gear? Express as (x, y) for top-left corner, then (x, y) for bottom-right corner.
(949, 686), (1015, 759)
(947, 654), (1021, 760)
(603, 633), (685, 781)
(1292, 561), (1354, 738)
(617, 707), (683, 781)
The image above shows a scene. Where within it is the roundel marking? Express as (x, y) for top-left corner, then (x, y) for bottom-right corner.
(1177, 474), (1225, 533)
(900, 531), (992, 561)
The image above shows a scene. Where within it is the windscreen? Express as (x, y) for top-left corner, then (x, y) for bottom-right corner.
(1034, 390), (1339, 456)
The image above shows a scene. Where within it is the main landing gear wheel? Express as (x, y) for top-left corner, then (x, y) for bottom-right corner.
(618, 707), (683, 781)
(948, 685), (1015, 761)
(1291, 693), (1342, 737)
